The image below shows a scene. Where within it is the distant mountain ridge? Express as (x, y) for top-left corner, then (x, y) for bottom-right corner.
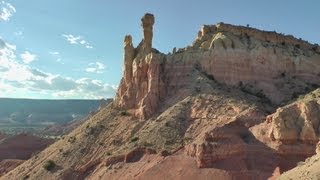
(0, 98), (112, 134)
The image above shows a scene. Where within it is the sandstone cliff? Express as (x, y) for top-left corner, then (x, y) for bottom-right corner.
(2, 13), (320, 180)
(117, 16), (320, 119)
(268, 89), (320, 143)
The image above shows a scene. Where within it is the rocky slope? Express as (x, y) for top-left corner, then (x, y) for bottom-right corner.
(275, 90), (320, 179)
(0, 134), (53, 176)
(2, 13), (320, 180)
(278, 141), (320, 180)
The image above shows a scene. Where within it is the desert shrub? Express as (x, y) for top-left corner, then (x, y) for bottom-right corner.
(120, 110), (129, 116)
(130, 137), (139, 143)
(310, 83), (319, 89)
(195, 86), (201, 92)
(86, 127), (96, 135)
(312, 46), (318, 51)
(43, 160), (56, 171)
(238, 81), (243, 87)
(305, 86), (311, 92)
(68, 136), (76, 143)
(255, 90), (271, 104)
(205, 74), (215, 81)
(160, 150), (170, 157)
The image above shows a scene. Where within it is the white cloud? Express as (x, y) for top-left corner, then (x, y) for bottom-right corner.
(0, 1), (16, 22)
(52, 78), (116, 99)
(0, 38), (116, 99)
(62, 34), (93, 49)
(14, 31), (23, 36)
(20, 51), (37, 64)
(62, 34), (81, 44)
(85, 62), (105, 74)
(49, 51), (60, 55)
(0, 38), (16, 60)
(85, 45), (93, 49)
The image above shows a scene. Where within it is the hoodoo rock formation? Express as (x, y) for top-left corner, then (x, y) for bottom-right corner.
(2, 13), (320, 180)
(117, 13), (165, 119)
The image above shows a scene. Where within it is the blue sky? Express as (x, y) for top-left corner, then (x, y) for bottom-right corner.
(0, 0), (319, 99)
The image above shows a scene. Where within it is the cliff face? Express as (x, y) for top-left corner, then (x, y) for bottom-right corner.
(117, 15), (320, 119)
(268, 89), (320, 144)
(3, 14), (320, 180)
(117, 14), (166, 119)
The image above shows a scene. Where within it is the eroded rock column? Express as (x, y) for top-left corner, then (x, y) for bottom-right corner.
(141, 13), (154, 54)
(123, 35), (135, 84)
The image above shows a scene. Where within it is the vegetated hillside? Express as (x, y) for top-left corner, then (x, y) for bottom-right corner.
(0, 99), (113, 176)
(2, 13), (320, 180)
(0, 98), (111, 134)
(41, 117), (88, 136)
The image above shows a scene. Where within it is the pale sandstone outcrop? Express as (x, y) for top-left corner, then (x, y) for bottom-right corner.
(268, 89), (320, 143)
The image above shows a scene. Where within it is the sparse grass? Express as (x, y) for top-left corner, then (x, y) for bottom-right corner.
(43, 160), (56, 171)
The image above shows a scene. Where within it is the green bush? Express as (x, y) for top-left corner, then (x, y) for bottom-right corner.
(120, 110), (129, 116)
(130, 137), (139, 143)
(68, 136), (76, 143)
(43, 160), (56, 171)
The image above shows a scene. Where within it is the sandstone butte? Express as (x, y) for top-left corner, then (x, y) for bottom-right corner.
(1, 13), (320, 180)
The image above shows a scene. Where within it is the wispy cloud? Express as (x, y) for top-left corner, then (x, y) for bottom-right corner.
(85, 62), (105, 74)
(52, 78), (117, 99)
(0, 1), (16, 22)
(14, 31), (23, 36)
(0, 38), (115, 99)
(85, 45), (93, 49)
(20, 51), (37, 64)
(49, 51), (60, 55)
(0, 38), (16, 60)
(62, 34), (94, 49)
